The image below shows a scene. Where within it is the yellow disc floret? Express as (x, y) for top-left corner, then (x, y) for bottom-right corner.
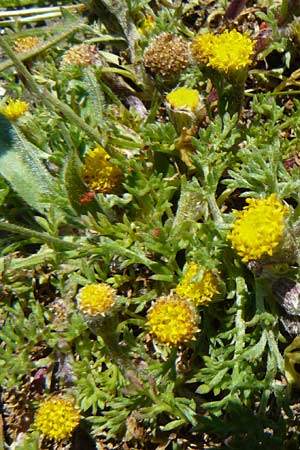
(175, 262), (219, 306)
(228, 194), (289, 263)
(77, 283), (116, 317)
(147, 295), (198, 346)
(34, 397), (80, 441)
(82, 145), (122, 193)
(0, 98), (28, 120)
(166, 87), (200, 111)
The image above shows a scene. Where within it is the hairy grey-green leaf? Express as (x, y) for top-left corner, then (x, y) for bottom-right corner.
(87, 0), (139, 61)
(0, 114), (54, 212)
(83, 67), (105, 128)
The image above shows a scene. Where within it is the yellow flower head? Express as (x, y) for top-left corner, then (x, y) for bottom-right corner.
(77, 283), (116, 317)
(138, 15), (155, 35)
(82, 145), (122, 193)
(34, 397), (80, 441)
(60, 43), (97, 68)
(191, 32), (216, 65)
(147, 295), (198, 346)
(209, 30), (254, 73)
(13, 36), (41, 53)
(175, 262), (219, 306)
(166, 87), (200, 111)
(192, 30), (254, 73)
(0, 98), (28, 120)
(228, 194), (289, 263)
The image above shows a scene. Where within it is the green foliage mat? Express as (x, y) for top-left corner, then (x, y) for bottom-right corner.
(2, 0), (300, 449)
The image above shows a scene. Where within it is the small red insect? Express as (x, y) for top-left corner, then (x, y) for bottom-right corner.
(80, 191), (96, 204)
(153, 228), (160, 237)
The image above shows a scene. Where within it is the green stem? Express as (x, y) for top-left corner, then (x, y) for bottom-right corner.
(208, 195), (223, 223)
(232, 275), (247, 384)
(258, 389), (271, 416)
(90, 313), (145, 390)
(255, 278), (266, 313)
(0, 221), (77, 249)
(229, 82), (245, 117)
(279, 0), (289, 24)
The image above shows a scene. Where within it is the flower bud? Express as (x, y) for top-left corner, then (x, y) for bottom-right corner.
(165, 87), (205, 132)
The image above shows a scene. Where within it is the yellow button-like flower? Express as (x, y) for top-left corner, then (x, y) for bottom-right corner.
(77, 283), (116, 317)
(34, 397), (80, 441)
(191, 29), (254, 73)
(209, 30), (254, 73)
(166, 87), (200, 111)
(190, 32), (216, 65)
(82, 145), (122, 194)
(0, 98), (28, 120)
(175, 262), (219, 306)
(228, 194), (289, 263)
(13, 36), (41, 53)
(138, 15), (155, 35)
(147, 295), (198, 346)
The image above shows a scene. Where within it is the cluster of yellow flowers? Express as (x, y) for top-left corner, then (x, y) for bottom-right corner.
(34, 397), (80, 441)
(0, 98), (28, 121)
(82, 145), (122, 193)
(191, 29), (254, 73)
(147, 194), (290, 345)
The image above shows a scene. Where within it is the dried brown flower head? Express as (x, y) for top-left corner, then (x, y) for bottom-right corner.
(60, 43), (98, 68)
(13, 36), (41, 53)
(143, 33), (189, 77)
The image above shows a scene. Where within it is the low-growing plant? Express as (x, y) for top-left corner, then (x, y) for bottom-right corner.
(2, 0), (300, 449)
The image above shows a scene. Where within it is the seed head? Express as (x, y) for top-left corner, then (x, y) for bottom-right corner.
(13, 36), (41, 53)
(60, 43), (98, 68)
(143, 33), (189, 77)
